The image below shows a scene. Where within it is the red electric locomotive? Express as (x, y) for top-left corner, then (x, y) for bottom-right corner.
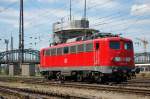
(40, 33), (135, 83)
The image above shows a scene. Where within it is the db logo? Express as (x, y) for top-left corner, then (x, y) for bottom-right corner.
(64, 58), (68, 63)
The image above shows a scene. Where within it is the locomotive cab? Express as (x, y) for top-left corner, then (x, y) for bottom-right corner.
(106, 37), (135, 81)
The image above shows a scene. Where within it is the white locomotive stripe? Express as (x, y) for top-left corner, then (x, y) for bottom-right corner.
(39, 66), (133, 74)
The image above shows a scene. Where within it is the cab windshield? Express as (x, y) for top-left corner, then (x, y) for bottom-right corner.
(110, 41), (120, 49)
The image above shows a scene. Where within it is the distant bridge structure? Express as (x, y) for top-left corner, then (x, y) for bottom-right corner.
(0, 49), (40, 64)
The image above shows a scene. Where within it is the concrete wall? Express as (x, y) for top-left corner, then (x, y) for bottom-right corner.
(35, 64), (40, 76)
(21, 64), (35, 76)
(9, 64), (20, 76)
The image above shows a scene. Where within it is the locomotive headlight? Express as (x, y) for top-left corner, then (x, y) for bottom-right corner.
(114, 57), (121, 62)
(126, 57), (131, 62)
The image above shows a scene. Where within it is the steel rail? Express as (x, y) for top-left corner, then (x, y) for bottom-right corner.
(0, 76), (150, 96)
(0, 85), (88, 99)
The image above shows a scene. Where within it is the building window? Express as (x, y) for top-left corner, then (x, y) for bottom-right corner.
(85, 43), (93, 52)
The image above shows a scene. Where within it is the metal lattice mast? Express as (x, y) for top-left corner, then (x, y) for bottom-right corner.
(84, 0), (86, 20)
(84, 0), (87, 36)
(11, 34), (13, 51)
(11, 34), (14, 61)
(70, 0), (72, 21)
(19, 0), (24, 63)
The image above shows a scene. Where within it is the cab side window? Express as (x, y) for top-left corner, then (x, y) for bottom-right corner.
(124, 42), (133, 50)
(57, 48), (63, 55)
(51, 48), (56, 56)
(70, 46), (76, 53)
(63, 47), (69, 54)
(85, 43), (93, 52)
(45, 49), (50, 56)
(77, 44), (84, 52)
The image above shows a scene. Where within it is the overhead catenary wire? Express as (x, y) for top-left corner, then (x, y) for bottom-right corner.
(23, 0), (71, 29)
(23, 0), (125, 41)
(91, 5), (148, 28)
(110, 17), (144, 33)
(26, 0), (70, 21)
(19, 0), (117, 32)
(24, 0), (116, 29)
(1, 0), (149, 50)
(91, 12), (124, 27)
(8, 0), (112, 36)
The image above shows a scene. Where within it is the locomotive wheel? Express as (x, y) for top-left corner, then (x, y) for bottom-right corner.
(47, 76), (52, 80)
(123, 76), (127, 82)
(115, 77), (122, 84)
(44, 75), (49, 80)
(127, 73), (132, 80)
(60, 75), (65, 83)
(96, 77), (102, 83)
(56, 72), (61, 81)
(71, 71), (77, 81)
(77, 74), (83, 82)
(94, 72), (102, 82)
(61, 75), (65, 80)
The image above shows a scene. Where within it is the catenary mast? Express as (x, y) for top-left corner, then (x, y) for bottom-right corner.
(19, 0), (24, 63)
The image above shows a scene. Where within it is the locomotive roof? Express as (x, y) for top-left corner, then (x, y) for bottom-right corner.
(42, 36), (132, 50)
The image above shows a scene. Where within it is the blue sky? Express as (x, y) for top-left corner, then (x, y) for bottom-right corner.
(0, 0), (149, 53)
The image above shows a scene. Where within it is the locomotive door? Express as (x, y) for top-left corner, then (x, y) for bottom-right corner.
(94, 42), (100, 65)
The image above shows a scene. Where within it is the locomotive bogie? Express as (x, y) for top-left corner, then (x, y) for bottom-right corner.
(40, 66), (134, 83)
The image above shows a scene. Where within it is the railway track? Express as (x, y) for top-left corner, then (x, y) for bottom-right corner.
(0, 76), (150, 97)
(0, 80), (150, 98)
(28, 80), (150, 96)
(60, 83), (150, 95)
(0, 85), (88, 99)
(16, 80), (150, 96)
(25, 78), (150, 89)
(0, 86), (43, 99)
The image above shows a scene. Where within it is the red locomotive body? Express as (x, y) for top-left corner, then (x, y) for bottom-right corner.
(40, 36), (135, 82)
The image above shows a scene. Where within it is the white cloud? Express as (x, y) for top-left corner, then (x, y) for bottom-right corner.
(0, 7), (71, 29)
(0, 8), (19, 28)
(23, 8), (69, 29)
(136, 19), (150, 25)
(131, 4), (150, 16)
